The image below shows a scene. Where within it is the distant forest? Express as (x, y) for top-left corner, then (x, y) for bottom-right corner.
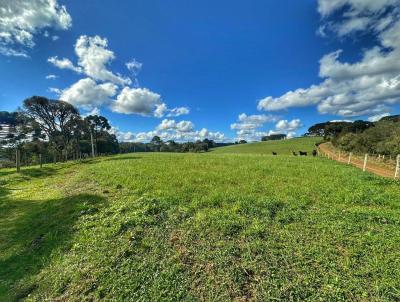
(306, 115), (400, 156)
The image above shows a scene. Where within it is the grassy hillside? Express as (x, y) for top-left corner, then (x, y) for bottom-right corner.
(1, 153), (400, 301)
(212, 137), (322, 155)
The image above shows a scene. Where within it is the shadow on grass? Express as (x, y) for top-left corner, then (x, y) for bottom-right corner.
(0, 166), (60, 180)
(0, 192), (106, 301)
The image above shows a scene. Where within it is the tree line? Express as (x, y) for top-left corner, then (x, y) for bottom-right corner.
(119, 138), (234, 153)
(0, 96), (235, 170)
(306, 115), (400, 156)
(1, 96), (117, 169)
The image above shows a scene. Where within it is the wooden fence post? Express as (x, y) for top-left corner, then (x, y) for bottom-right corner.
(363, 154), (368, 172)
(90, 130), (95, 158)
(348, 152), (352, 165)
(16, 149), (21, 172)
(395, 155), (400, 179)
(39, 153), (43, 168)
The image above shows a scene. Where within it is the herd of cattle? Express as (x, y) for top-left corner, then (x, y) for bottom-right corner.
(272, 150), (318, 157)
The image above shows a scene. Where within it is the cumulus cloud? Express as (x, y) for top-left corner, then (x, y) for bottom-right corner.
(156, 119), (195, 132)
(60, 78), (118, 110)
(109, 88), (190, 118)
(275, 119), (302, 131)
(157, 119), (177, 131)
(0, 0), (72, 57)
(48, 35), (131, 85)
(131, 128), (226, 143)
(154, 103), (168, 118)
(109, 126), (136, 142)
(48, 56), (82, 73)
(318, 0), (399, 36)
(258, 0), (400, 118)
(111, 87), (162, 116)
(176, 120), (195, 132)
(231, 113), (281, 141)
(114, 119), (226, 143)
(231, 113), (278, 131)
(74, 35), (132, 85)
(48, 35), (190, 117)
(231, 113), (301, 141)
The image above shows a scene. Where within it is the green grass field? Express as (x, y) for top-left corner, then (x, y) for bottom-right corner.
(212, 137), (322, 155)
(1, 144), (400, 301)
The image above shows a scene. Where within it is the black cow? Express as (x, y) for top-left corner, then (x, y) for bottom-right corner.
(292, 151), (298, 156)
(272, 152), (278, 155)
(312, 150), (317, 157)
(299, 151), (308, 156)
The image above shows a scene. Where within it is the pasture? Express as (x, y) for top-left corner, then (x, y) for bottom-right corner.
(1, 147), (400, 301)
(212, 137), (322, 155)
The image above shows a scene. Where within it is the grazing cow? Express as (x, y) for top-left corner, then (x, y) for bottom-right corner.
(292, 151), (298, 156)
(312, 150), (317, 157)
(299, 151), (308, 156)
(272, 152), (278, 155)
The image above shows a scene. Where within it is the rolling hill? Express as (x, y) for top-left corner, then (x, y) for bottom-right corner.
(212, 137), (322, 155)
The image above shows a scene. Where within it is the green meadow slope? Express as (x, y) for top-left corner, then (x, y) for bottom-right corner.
(1, 150), (400, 301)
(212, 137), (322, 155)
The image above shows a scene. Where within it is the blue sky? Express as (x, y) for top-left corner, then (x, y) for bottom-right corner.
(1, 0), (400, 142)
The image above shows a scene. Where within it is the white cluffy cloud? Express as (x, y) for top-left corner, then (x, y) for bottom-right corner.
(59, 78), (118, 110)
(0, 0), (72, 57)
(157, 119), (195, 132)
(49, 35), (131, 85)
(258, 0), (400, 119)
(49, 35), (190, 118)
(75, 35), (132, 85)
(230, 113), (282, 141)
(112, 119), (226, 143)
(111, 87), (162, 116)
(48, 56), (82, 73)
(231, 113), (302, 141)
(231, 113), (278, 131)
(275, 119), (302, 131)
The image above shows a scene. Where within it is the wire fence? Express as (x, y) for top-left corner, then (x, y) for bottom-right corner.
(318, 143), (400, 179)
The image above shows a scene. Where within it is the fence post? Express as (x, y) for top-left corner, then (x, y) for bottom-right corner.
(39, 153), (43, 168)
(90, 130), (95, 158)
(363, 154), (368, 172)
(338, 151), (341, 161)
(395, 155), (400, 179)
(348, 152), (352, 164)
(16, 148), (21, 172)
